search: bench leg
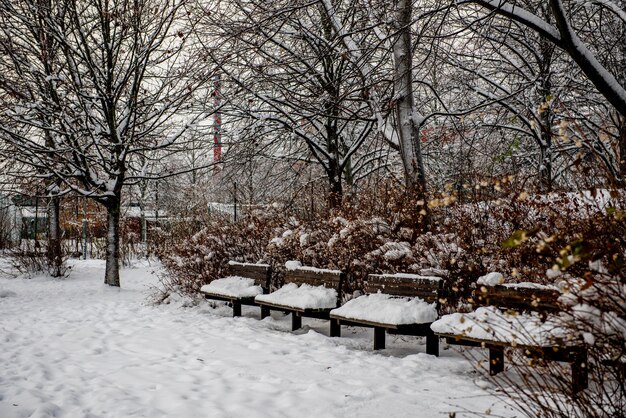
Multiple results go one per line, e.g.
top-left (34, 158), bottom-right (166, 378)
top-left (374, 327), bottom-right (385, 350)
top-left (572, 348), bottom-right (588, 394)
top-left (489, 346), bottom-right (504, 375)
top-left (426, 334), bottom-right (439, 357)
top-left (261, 306), bottom-right (270, 319)
top-left (291, 312), bottom-right (302, 331)
top-left (330, 319), bottom-right (340, 337)
top-left (232, 301), bottom-right (242, 317)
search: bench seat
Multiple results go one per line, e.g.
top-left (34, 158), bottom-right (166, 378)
top-left (330, 273), bottom-right (444, 353)
top-left (431, 306), bottom-right (574, 347)
top-left (330, 293), bottom-right (438, 327)
top-left (200, 262), bottom-right (271, 318)
top-left (431, 282), bottom-right (588, 393)
top-left (255, 283), bottom-right (338, 312)
top-left (254, 262), bottom-right (344, 335)
top-left (201, 276), bottom-right (264, 299)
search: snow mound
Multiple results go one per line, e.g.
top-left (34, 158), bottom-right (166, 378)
top-left (476, 272), bottom-right (504, 286)
top-left (331, 293), bottom-right (438, 325)
top-left (200, 276), bottom-right (263, 298)
top-left (255, 283), bottom-right (338, 309)
top-left (382, 242), bottom-right (412, 261)
top-left (371, 273), bottom-right (442, 282)
top-left (285, 260), bottom-right (302, 270)
top-left (228, 261), bottom-right (270, 268)
top-left (503, 282), bottom-right (557, 290)
top-left (0, 289), bottom-right (17, 298)
top-left (431, 306), bottom-right (573, 346)
top-left (285, 260), bottom-right (342, 275)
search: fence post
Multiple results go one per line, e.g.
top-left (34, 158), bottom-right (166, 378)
top-left (82, 199), bottom-right (87, 260)
top-left (233, 182), bottom-right (237, 223)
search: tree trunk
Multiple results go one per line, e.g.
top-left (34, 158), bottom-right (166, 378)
top-left (328, 170), bottom-right (343, 209)
top-left (47, 193), bottom-right (63, 277)
top-left (538, 32), bottom-right (554, 192)
top-left (618, 114), bottom-right (626, 187)
top-left (104, 198), bottom-right (121, 287)
top-left (393, 0), bottom-right (427, 201)
top-left (617, 20), bottom-right (625, 187)
top-left (327, 131), bottom-right (343, 209)
top-left (392, 0), bottom-right (429, 230)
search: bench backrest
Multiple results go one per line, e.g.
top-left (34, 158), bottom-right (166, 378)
top-left (472, 284), bottom-right (561, 313)
top-left (365, 273), bottom-right (444, 304)
top-left (285, 265), bottom-right (344, 305)
top-left (227, 261), bottom-right (272, 293)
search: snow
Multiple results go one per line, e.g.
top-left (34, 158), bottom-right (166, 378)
top-left (503, 282), bottom-right (557, 290)
top-left (431, 307), bottom-right (574, 346)
top-left (200, 276), bottom-right (263, 298)
top-left (381, 242), bottom-right (412, 261)
top-left (476, 272), bottom-right (504, 286)
top-left (0, 259), bottom-right (519, 417)
top-left (285, 260), bottom-right (302, 270)
top-left (284, 260), bottom-right (342, 275)
top-left (418, 268), bottom-right (449, 278)
top-left (370, 273), bottom-right (442, 282)
top-left (255, 283), bottom-right (338, 310)
top-left (475, 272), bottom-right (557, 289)
top-left (330, 293), bottom-right (438, 325)
top-left (0, 289), bottom-right (17, 298)
top-left (228, 261), bottom-right (271, 268)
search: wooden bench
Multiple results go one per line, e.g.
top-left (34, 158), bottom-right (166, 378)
top-left (255, 263), bottom-right (344, 336)
top-left (431, 283), bottom-right (588, 393)
top-left (330, 273), bottom-right (444, 354)
top-left (200, 261), bottom-right (272, 318)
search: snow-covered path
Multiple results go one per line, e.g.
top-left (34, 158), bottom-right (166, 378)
top-left (0, 260), bottom-right (518, 417)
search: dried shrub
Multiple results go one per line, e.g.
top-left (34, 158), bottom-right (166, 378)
top-left (437, 181), bottom-right (625, 418)
top-left (158, 209), bottom-right (287, 295)
top-left (3, 240), bottom-right (69, 278)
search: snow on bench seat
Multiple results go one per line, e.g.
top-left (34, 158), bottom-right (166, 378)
top-left (431, 306), bottom-right (572, 347)
top-left (200, 276), bottom-right (263, 299)
top-left (330, 272), bottom-right (444, 353)
top-left (330, 293), bottom-right (437, 326)
top-left (431, 281), bottom-right (588, 393)
top-left (370, 272), bottom-right (443, 281)
top-left (228, 261), bottom-right (271, 268)
top-left (254, 283), bottom-right (338, 311)
top-left (255, 262), bottom-right (344, 335)
top-left (200, 262), bottom-right (272, 318)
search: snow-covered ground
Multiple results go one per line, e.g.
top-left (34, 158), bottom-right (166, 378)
top-left (0, 260), bottom-right (519, 417)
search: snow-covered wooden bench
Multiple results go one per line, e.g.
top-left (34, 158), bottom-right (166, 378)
top-left (255, 261), bottom-right (344, 336)
top-left (329, 273), bottom-right (443, 353)
top-left (431, 281), bottom-right (588, 393)
top-left (200, 261), bottom-right (272, 318)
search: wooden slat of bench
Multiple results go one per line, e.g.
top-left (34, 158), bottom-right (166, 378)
top-left (201, 293), bottom-right (257, 305)
top-left (473, 285), bottom-right (561, 312)
top-left (440, 331), bottom-right (587, 387)
top-left (227, 262), bottom-right (272, 289)
top-left (285, 268), bottom-right (343, 288)
top-left (365, 275), bottom-right (442, 302)
top-left (329, 313), bottom-right (433, 330)
top-left (254, 299), bottom-right (334, 314)
top-left (435, 331), bottom-right (575, 353)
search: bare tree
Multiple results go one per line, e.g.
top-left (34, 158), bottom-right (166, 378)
top-left (0, 0), bottom-right (214, 286)
top-left (462, 0), bottom-right (626, 183)
top-left (192, 0), bottom-right (378, 208)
